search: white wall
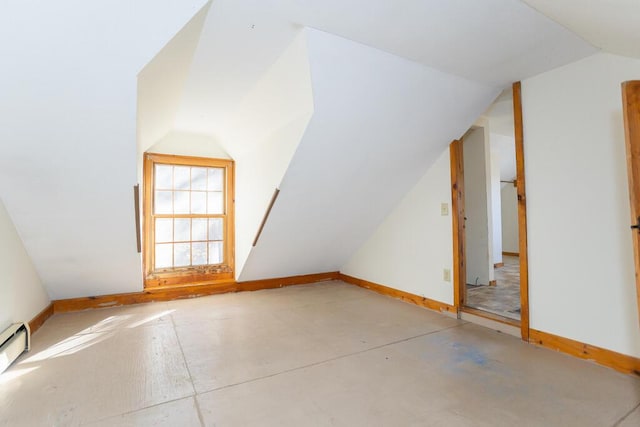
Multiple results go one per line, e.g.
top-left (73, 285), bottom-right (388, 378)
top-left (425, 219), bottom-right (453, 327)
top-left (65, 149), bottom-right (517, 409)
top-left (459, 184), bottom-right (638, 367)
top-left (232, 31), bottom-right (314, 277)
top-left (0, 199), bottom-right (50, 332)
top-left (137, 3), bottom-right (211, 163)
top-left (463, 127), bottom-right (494, 285)
top-left (240, 29), bottom-right (498, 280)
top-left (501, 184), bottom-right (519, 254)
top-left (523, 52), bottom-right (640, 357)
top-left (0, 0), bottom-right (208, 299)
top-left (490, 148), bottom-right (503, 264)
top-left (342, 149), bottom-right (454, 305)
top-left (146, 131), bottom-right (230, 160)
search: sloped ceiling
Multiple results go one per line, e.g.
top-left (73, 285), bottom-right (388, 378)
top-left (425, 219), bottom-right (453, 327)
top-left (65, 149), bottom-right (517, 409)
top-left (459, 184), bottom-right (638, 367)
top-left (239, 29), bottom-right (499, 280)
top-left (523, 0), bottom-right (640, 59)
top-left (168, 0), bottom-right (597, 143)
top-left (274, 0), bottom-right (596, 85)
top-left (0, 0), bottom-right (604, 297)
top-left (0, 0), bottom-right (209, 299)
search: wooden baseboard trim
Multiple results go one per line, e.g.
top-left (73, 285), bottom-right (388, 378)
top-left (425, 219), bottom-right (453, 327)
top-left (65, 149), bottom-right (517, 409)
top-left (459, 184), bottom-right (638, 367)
top-left (493, 262), bottom-right (504, 268)
top-left (502, 251), bottom-right (519, 257)
top-left (338, 273), bottom-right (456, 314)
top-left (489, 280), bottom-right (497, 286)
top-left (529, 329), bottom-right (640, 376)
top-left (28, 302), bottom-right (54, 334)
top-left (53, 271), bottom-right (340, 314)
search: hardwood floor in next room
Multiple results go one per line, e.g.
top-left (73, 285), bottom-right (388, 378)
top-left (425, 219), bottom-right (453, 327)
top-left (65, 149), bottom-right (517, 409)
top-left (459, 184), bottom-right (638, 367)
top-left (466, 255), bottom-right (521, 320)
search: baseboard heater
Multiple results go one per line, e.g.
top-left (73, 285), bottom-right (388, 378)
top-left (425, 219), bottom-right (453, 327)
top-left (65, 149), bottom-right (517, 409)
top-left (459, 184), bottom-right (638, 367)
top-left (0, 323), bottom-right (30, 374)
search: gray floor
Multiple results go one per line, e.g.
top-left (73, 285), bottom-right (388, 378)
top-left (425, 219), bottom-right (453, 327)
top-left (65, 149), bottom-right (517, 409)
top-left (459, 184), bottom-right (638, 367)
top-left (1, 281), bottom-right (639, 426)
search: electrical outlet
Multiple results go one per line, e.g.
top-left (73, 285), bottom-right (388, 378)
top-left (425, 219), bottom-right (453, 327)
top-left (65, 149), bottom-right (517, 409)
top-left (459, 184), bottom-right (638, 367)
top-left (443, 268), bottom-right (451, 282)
top-left (441, 203), bottom-right (449, 216)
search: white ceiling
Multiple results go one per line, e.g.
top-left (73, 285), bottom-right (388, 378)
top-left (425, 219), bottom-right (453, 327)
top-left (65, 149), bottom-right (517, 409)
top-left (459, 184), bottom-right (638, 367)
top-left (169, 0), bottom-right (598, 150)
top-left (273, 0), bottom-right (596, 85)
top-left (2, 0), bottom-right (634, 298)
top-left (523, 0), bottom-right (640, 59)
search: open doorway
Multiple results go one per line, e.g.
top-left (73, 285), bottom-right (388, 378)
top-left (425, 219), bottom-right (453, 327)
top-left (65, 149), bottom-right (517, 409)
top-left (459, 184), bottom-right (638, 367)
top-left (451, 82), bottom-right (529, 338)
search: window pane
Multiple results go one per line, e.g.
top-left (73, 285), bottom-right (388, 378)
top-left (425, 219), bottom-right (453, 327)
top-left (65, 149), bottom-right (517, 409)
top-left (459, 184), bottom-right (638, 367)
top-left (192, 242), bottom-right (207, 266)
top-left (191, 192), bottom-right (206, 214)
top-left (155, 165), bottom-right (173, 190)
top-left (208, 241), bottom-right (223, 264)
top-left (174, 191), bottom-right (190, 214)
top-left (174, 166), bottom-right (190, 190)
top-left (208, 168), bottom-right (223, 191)
top-left (155, 243), bottom-right (173, 269)
top-left (155, 218), bottom-right (173, 243)
top-left (208, 218), bottom-right (223, 241)
top-left (174, 243), bottom-right (190, 267)
top-left (192, 218), bottom-right (207, 241)
top-left (207, 192), bottom-right (223, 214)
top-left (155, 191), bottom-right (173, 214)
top-left (174, 218), bottom-right (190, 242)
top-left (191, 167), bottom-right (207, 191)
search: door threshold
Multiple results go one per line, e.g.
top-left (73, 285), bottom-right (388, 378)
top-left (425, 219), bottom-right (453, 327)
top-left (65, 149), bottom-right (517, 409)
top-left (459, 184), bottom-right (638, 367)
top-left (461, 307), bottom-right (520, 338)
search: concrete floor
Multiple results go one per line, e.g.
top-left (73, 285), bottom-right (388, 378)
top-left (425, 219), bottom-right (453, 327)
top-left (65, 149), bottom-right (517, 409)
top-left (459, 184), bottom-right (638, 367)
top-left (1, 281), bottom-right (639, 426)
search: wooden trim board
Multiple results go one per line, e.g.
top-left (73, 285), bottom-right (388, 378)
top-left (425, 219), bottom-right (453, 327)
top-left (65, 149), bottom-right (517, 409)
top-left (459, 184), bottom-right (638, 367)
top-left (622, 81), bottom-right (640, 327)
top-left (28, 303), bottom-right (54, 334)
top-left (502, 251), bottom-right (519, 257)
top-left (530, 329), bottom-right (640, 376)
top-left (493, 262), bottom-right (504, 268)
top-left (513, 81), bottom-right (530, 341)
top-left (338, 273), bottom-right (456, 315)
top-left (450, 139), bottom-right (466, 309)
top-left (53, 272), bottom-right (340, 313)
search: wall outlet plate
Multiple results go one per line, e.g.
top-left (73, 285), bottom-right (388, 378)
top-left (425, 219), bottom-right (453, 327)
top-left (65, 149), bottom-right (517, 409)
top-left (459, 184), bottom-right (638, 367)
top-left (441, 203), bottom-right (449, 216)
top-left (443, 268), bottom-right (451, 282)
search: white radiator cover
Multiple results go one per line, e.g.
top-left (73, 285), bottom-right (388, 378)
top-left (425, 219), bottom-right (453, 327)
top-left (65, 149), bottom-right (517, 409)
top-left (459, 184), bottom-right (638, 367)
top-left (0, 323), bottom-right (30, 374)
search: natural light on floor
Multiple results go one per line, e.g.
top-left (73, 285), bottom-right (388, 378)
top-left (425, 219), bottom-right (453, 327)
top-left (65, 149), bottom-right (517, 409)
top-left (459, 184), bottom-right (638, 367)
top-left (14, 310), bottom-right (176, 365)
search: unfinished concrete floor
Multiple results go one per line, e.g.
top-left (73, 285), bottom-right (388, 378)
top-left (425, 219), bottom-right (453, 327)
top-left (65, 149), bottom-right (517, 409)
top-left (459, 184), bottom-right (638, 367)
top-left (1, 281), bottom-right (639, 426)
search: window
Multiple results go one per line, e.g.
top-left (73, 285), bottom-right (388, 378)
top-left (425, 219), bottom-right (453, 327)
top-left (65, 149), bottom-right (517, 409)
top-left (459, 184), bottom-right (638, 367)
top-left (143, 153), bottom-right (234, 288)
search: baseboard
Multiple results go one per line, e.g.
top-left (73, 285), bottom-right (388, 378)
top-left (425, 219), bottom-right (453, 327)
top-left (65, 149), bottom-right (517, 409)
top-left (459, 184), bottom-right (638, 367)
top-left (53, 271), bottom-right (340, 313)
top-left (529, 329), bottom-right (640, 376)
top-left (338, 273), bottom-right (456, 314)
top-left (493, 262), bottom-right (504, 268)
top-left (502, 251), bottom-right (519, 257)
top-left (28, 302), bottom-right (54, 334)
top-left (489, 280), bottom-right (497, 286)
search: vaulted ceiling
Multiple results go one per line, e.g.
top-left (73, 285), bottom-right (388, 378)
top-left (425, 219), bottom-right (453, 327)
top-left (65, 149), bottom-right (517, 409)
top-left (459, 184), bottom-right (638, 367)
top-left (2, 0), bottom-right (630, 298)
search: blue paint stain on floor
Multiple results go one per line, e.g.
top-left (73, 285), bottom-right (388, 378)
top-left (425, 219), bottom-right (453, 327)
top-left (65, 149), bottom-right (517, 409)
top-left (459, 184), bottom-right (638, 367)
top-left (451, 342), bottom-right (488, 367)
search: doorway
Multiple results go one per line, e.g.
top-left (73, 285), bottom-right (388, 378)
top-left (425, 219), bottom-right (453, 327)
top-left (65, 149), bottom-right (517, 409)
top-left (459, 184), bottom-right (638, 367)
top-left (451, 82), bottom-right (530, 340)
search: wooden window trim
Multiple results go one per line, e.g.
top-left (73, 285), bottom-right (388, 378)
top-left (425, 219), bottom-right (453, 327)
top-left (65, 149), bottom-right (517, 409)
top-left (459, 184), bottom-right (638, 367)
top-left (143, 153), bottom-right (235, 288)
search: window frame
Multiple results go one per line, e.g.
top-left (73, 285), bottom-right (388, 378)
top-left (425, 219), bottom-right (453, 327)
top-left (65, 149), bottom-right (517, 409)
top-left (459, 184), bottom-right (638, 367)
top-left (142, 153), bottom-right (235, 288)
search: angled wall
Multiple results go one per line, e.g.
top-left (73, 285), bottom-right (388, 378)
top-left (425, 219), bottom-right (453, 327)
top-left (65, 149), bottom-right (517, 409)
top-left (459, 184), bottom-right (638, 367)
top-left (0, 0), bottom-right (209, 299)
top-left (137, 2), bottom-right (212, 160)
top-left (233, 31), bottom-right (314, 275)
top-left (239, 29), bottom-right (499, 280)
top-left (341, 149), bottom-right (454, 304)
